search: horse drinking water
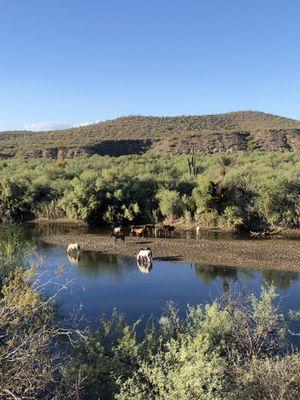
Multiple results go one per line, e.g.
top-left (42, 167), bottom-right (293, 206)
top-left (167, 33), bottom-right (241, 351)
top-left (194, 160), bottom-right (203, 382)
top-left (136, 247), bottom-right (153, 263)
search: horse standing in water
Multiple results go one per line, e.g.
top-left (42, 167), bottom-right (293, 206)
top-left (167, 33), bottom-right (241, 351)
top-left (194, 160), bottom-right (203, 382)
top-left (136, 247), bottom-right (153, 264)
top-left (67, 243), bottom-right (81, 255)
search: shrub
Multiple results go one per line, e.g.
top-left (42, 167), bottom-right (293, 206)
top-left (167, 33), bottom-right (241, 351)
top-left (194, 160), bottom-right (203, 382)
top-left (219, 205), bottom-right (244, 229)
top-left (156, 189), bottom-right (182, 219)
top-left (0, 263), bottom-right (62, 399)
top-left (0, 224), bottom-right (31, 285)
top-left (0, 152), bottom-right (299, 229)
top-left (229, 355), bottom-right (300, 400)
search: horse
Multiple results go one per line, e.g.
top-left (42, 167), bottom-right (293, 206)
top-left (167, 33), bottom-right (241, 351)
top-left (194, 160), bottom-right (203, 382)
top-left (154, 226), bottom-right (164, 237)
top-left (144, 224), bottom-right (155, 236)
top-left (250, 230), bottom-right (270, 238)
top-left (113, 226), bottom-right (125, 234)
top-left (130, 226), bottom-right (146, 237)
top-left (111, 232), bottom-right (125, 243)
top-left (196, 225), bottom-right (200, 238)
top-left (161, 225), bottom-right (175, 238)
top-left (67, 243), bottom-right (81, 255)
top-left (136, 247), bottom-right (153, 263)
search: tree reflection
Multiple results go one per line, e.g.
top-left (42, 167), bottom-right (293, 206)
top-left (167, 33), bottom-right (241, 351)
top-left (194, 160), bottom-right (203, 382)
top-left (193, 263), bottom-right (238, 293)
top-left (73, 252), bottom-right (135, 278)
top-left (262, 270), bottom-right (299, 291)
top-left (193, 263), bottom-right (299, 293)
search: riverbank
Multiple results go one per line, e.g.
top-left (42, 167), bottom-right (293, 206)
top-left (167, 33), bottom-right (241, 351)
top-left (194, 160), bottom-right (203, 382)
top-left (42, 232), bottom-right (300, 272)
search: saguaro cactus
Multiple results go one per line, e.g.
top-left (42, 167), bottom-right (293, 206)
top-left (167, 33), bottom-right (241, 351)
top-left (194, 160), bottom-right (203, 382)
top-left (187, 147), bottom-right (198, 177)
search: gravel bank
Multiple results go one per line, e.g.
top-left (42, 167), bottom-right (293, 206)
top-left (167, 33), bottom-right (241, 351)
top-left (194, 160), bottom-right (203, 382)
top-left (42, 233), bottom-right (300, 272)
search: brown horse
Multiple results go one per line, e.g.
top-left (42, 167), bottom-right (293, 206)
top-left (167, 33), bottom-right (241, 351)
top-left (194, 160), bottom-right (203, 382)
top-left (144, 224), bottom-right (155, 236)
top-left (156, 225), bottom-right (175, 238)
top-left (154, 226), bottom-right (164, 237)
top-left (130, 226), bottom-right (146, 237)
top-left (165, 225), bottom-right (175, 237)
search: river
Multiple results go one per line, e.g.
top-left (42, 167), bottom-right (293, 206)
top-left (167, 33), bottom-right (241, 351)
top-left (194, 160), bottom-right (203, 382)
top-left (31, 237), bottom-right (300, 331)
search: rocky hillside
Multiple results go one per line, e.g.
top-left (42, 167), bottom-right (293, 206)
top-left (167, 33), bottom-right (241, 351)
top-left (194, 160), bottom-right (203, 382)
top-left (1, 111), bottom-right (300, 158)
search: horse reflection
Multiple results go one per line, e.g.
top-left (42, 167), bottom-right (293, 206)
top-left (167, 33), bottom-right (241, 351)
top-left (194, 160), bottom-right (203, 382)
top-left (137, 258), bottom-right (153, 274)
top-left (67, 253), bottom-right (81, 265)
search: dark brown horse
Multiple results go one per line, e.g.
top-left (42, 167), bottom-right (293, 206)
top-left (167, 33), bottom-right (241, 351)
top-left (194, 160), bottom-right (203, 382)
top-left (111, 232), bottom-right (125, 242)
top-left (144, 224), bottom-right (155, 236)
top-left (163, 225), bottom-right (175, 237)
top-left (155, 225), bottom-right (175, 238)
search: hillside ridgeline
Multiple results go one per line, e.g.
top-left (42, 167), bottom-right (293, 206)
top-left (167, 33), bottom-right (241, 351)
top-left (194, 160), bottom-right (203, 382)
top-left (1, 111), bottom-right (300, 158)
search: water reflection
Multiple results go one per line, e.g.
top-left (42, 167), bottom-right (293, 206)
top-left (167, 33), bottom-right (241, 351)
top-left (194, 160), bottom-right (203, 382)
top-left (67, 253), bottom-right (80, 265)
top-left (193, 263), bottom-right (299, 292)
top-left (194, 263), bottom-right (238, 293)
top-left (67, 251), bottom-right (300, 290)
top-left (262, 270), bottom-right (299, 290)
top-left (137, 259), bottom-right (153, 274)
top-left (25, 222), bottom-right (90, 238)
top-left (74, 252), bottom-right (136, 278)
top-left (194, 263), bottom-right (238, 282)
top-left (34, 243), bottom-right (300, 328)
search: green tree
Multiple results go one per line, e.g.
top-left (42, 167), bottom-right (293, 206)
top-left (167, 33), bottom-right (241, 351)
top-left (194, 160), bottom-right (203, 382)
top-left (156, 189), bottom-right (182, 219)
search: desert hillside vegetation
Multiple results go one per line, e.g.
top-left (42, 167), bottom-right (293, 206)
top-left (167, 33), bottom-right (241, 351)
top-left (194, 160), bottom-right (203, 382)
top-left (1, 111), bottom-right (300, 158)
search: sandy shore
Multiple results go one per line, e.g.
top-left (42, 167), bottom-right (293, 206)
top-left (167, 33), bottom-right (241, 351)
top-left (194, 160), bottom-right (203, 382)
top-left (42, 233), bottom-right (300, 272)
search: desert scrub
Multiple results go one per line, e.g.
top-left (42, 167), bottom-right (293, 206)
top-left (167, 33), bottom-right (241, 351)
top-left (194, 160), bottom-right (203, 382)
top-left (64, 286), bottom-right (300, 400)
top-left (0, 224), bottom-right (75, 399)
top-left (0, 152), bottom-right (299, 229)
top-left (0, 223), bottom-right (31, 285)
top-left (0, 267), bottom-right (69, 399)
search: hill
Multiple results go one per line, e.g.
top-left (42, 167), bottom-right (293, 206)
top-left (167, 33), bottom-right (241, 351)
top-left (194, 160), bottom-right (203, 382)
top-left (1, 111), bottom-right (300, 158)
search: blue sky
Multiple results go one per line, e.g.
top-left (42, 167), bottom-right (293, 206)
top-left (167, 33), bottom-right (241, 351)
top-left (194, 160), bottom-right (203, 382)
top-left (1, 0), bottom-right (300, 130)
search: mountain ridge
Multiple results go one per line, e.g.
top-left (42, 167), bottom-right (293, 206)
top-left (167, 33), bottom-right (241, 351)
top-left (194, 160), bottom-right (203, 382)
top-left (1, 111), bottom-right (300, 158)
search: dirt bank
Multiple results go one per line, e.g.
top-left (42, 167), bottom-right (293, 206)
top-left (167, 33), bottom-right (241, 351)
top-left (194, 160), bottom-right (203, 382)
top-left (42, 233), bottom-right (300, 272)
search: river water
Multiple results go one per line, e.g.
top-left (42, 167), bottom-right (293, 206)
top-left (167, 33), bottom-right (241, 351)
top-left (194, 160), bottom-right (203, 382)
top-left (31, 240), bottom-right (300, 329)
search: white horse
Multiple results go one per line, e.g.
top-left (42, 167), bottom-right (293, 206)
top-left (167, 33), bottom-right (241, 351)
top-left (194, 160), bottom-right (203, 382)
top-left (136, 248), bottom-right (153, 264)
top-left (67, 243), bottom-right (81, 255)
top-left (196, 226), bottom-right (200, 238)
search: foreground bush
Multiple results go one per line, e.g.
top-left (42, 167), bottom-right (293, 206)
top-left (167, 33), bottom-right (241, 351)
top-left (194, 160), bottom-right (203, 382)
top-left (229, 354), bottom-right (300, 400)
top-left (65, 289), bottom-right (300, 400)
top-left (0, 268), bottom-right (62, 399)
top-left (0, 223), bottom-right (31, 285)
top-left (0, 225), bottom-right (66, 399)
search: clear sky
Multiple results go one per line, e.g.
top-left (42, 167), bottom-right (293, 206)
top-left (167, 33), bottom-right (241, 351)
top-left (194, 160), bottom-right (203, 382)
top-left (1, 0), bottom-right (300, 130)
